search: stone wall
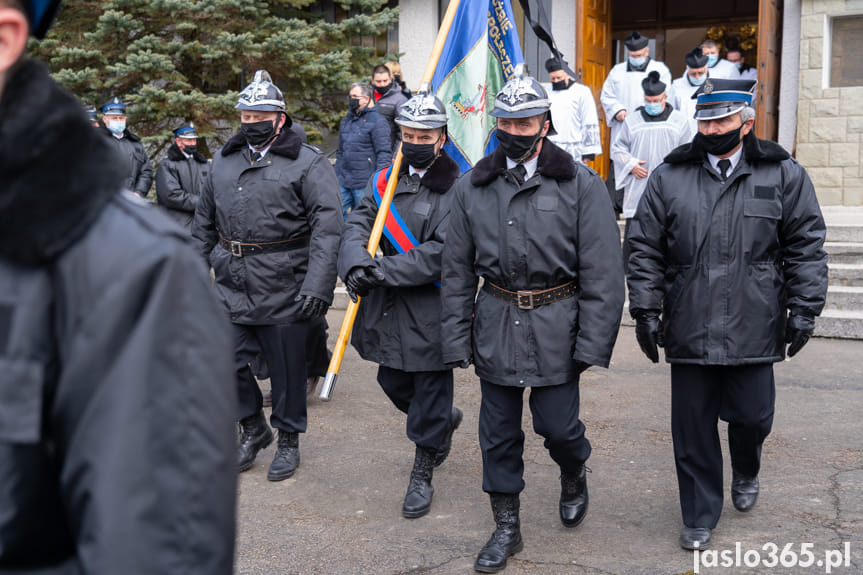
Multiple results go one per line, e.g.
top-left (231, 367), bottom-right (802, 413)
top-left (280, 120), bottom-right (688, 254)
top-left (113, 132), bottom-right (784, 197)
top-left (796, 0), bottom-right (863, 206)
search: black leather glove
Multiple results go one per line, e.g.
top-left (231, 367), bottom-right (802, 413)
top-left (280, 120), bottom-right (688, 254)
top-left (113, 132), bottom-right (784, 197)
top-left (446, 357), bottom-right (472, 370)
top-left (786, 312), bottom-right (815, 357)
top-left (295, 295), bottom-right (329, 319)
top-left (344, 264), bottom-right (386, 302)
top-left (634, 310), bottom-right (664, 363)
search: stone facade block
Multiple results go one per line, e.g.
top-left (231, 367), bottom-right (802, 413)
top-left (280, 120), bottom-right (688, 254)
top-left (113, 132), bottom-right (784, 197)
top-left (831, 143), bottom-right (860, 166)
top-left (797, 142), bottom-right (830, 166)
top-left (815, 187), bottom-right (844, 205)
top-left (800, 69), bottom-right (824, 99)
top-left (849, 116), bottom-right (863, 134)
top-left (839, 88), bottom-right (863, 116)
top-left (800, 40), bottom-right (811, 68)
top-left (811, 98), bottom-right (839, 116)
top-left (809, 167), bottom-right (844, 188)
top-left (801, 14), bottom-right (824, 38)
top-left (810, 117), bottom-right (847, 142)
top-left (798, 102), bottom-right (811, 142)
top-left (822, 88), bottom-right (839, 99)
top-left (809, 38), bottom-right (824, 69)
top-left (844, 185), bottom-right (863, 206)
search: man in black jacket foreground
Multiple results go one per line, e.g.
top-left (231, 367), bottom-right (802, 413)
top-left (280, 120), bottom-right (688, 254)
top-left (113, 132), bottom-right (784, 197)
top-left (194, 70), bottom-right (342, 482)
top-left (339, 93), bottom-right (462, 520)
top-left (0, 1), bottom-right (237, 572)
top-left (441, 75), bottom-right (625, 573)
top-left (627, 78), bottom-right (828, 551)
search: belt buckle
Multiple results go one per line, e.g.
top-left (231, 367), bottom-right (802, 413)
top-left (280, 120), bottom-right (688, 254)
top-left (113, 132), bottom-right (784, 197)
top-left (230, 241), bottom-right (243, 257)
top-left (517, 290), bottom-right (534, 310)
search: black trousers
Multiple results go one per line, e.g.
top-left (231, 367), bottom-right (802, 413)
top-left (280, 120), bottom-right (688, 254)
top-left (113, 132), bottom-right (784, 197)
top-left (377, 366), bottom-right (454, 452)
top-left (306, 316), bottom-right (331, 378)
top-left (671, 363), bottom-right (775, 528)
top-left (234, 322), bottom-right (309, 433)
top-left (479, 378), bottom-right (591, 494)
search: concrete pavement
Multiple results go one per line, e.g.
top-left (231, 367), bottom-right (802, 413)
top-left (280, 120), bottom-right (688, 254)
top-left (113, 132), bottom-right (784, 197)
top-left (235, 309), bottom-right (862, 575)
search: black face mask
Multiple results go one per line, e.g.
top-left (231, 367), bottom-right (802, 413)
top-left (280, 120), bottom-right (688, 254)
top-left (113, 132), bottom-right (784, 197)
top-left (496, 128), bottom-right (543, 162)
top-left (183, 144), bottom-right (198, 155)
top-left (551, 79), bottom-right (569, 91)
top-left (402, 137), bottom-right (441, 170)
top-left (696, 125), bottom-right (743, 156)
top-left (374, 83), bottom-right (391, 96)
top-left (241, 119), bottom-right (277, 149)
top-left (348, 97), bottom-right (362, 113)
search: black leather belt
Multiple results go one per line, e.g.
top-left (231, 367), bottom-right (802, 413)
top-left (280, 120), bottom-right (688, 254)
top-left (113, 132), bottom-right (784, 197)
top-left (483, 280), bottom-right (577, 310)
top-left (218, 232), bottom-right (310, 257)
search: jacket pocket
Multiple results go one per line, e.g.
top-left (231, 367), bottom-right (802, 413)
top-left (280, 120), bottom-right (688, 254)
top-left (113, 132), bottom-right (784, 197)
top-left (743, 197), bottom-right (781, 219)
top-left (0, 358), bottom-right (44, 444)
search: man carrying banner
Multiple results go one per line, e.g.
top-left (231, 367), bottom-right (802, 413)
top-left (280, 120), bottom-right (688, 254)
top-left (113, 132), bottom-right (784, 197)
top-left (338, 94), bottom-right (463, 519)
top-left (441, 75), bottom-right (625, 573)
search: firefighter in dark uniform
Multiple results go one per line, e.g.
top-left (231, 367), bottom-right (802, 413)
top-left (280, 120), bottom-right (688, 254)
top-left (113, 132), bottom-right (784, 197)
top-left (440, 75), bottom-right (625, 573)
top-left (99, 96), bottom-right (153, 198)
top-left (338, 93), bottom-right (462, 519)
top-left (627, 78), bottom-right (828, 550)
top-left (155, 122), bottom-right (210, 234)
top-left (193, 70), bottom-right (343, 482)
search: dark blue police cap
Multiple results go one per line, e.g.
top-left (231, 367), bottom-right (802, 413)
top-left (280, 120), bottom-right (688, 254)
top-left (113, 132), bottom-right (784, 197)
top-left (101, 97), bottom-right (126, 115)
top-left (692, 78), bottom-right (756, 120)
top-left (173, 122), bottom-right (198, 139)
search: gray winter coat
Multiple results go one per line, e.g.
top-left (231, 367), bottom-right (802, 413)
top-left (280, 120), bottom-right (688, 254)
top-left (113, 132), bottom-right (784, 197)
top-left (193, 127), bottom-right (343, 324)
top-left (1, 59), bottom-right (236, 574)
top-left (338, 152), bottom-right (460, 372)
top-left (335, 106), bottom-right (392, 189)
top-left (155, 143), bottom-right (210, 233)
top-left (374, 83), bottom-right (409, 150)
top-left (441, 141), bottom-right (625, 387)
top-left (627, 134), bottom-right (828, 364)
top-left (100, 125), bottom-right (153, 197)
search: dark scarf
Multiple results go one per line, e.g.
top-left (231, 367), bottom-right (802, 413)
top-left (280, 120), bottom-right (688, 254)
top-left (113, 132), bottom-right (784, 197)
top-left (664, 131), bottom-right (790, 165)
top-left (471, 138), bottom-right (576, 186)
top-left (0, 59), bottom-right (124, 265)
top-left (398, 149), bottom-right (460, 194)
top-left (221, 122), bottom-right (303, 160)
top-left (167, 142), bottom-right (208, 163)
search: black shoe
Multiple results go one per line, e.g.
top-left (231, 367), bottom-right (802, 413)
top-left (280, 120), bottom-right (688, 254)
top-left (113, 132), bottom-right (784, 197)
top-left (237, 411), bottom-right (273, 472)
top-left (475, 493), bottom-right (523, 573)
top-left (434, 407), bottom-right (463, 467)
top-left (403, 446), bottom-right (436, 518)
top-left (731, 471), bottom-right (759, 512)
top-left (559, 465), bottom-right (589, 528)
top-left (680, 526), bottom-right (711, 550)
top-left (267, 430), bottom-right (300, 481)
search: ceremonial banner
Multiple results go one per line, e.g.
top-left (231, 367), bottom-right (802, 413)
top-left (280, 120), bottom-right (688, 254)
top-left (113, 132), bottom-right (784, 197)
top-left (431, 0), bottom-right (525, 172)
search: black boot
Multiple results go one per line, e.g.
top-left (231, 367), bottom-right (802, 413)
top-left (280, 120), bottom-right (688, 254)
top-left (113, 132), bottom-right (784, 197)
top-left (267, 430), bottom-right (300, 481)
top-left (435, 406), bottom-right (463, 467)
top-left (237, 411), bottom-right (273, 472)
top-left (402, 446), bottom-right (436, 518)
top-left (474, 493), bottom-right (523, 573)
top-left (559, 465), bottom-right (589, 528)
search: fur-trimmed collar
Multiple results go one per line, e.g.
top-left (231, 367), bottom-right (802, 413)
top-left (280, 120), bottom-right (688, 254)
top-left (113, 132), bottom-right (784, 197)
top-left (399, 150), bottom-right (460, 194)
top-left (665, 132), bottom-right (790, 165)
top-left (167, 143), bottom-right (208, 163)
top-left (98, 124), bottom-right (142, 142)
top-left (470, 138), bottom-right (576, 186)
top-left (0, 59), bottom-right (123, 265)
top-left (221, 122), bottom-right (302, 160)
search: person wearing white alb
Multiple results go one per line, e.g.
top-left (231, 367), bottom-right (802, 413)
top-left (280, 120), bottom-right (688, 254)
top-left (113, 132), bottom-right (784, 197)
top-left (700, 39), bottom-right (739, 79)
top-left (544, 57), bottom-right (602, 164)
top-left (670, 46), bottom-right (710, 137)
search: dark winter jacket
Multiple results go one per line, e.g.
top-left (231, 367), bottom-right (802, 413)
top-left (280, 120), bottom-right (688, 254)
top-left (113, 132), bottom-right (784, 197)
top-left (627, 133), bottom-right (828, 364)
top-left (193, 126), bottom-right (343, 324)
top-left (155, 143), bottom-right (210, 233)
top-left (441, 140), bottom-right (625, 387)
top-left (0, 58), bottom-right (236, 574)
top-left (374, 83), bottom-right (409, 151)
top-left (338, 151), bottom-right (460, 372)
top-left (99, 124), bottom-right (153, 197)
top-left (335, 106), bottom-right (392, 189)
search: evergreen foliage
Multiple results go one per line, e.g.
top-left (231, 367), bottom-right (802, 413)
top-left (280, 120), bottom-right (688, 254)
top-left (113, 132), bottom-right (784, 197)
top-left (30, 0), bottom-right (399, 154)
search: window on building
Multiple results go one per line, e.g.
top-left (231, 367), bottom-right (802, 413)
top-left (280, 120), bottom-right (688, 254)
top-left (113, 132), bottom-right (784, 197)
top-left (831, 16), bottom-right (863, 87)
